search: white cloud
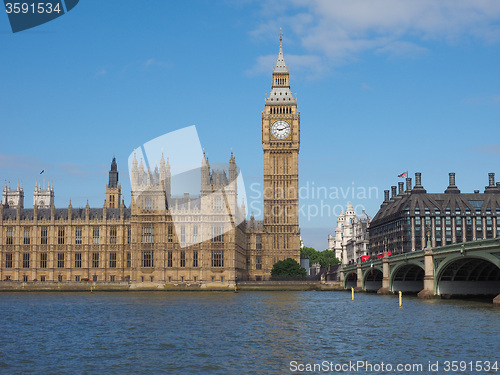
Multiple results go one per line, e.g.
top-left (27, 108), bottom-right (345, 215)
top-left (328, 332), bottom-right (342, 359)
top-left (144, 58), bottom-right (170, 68)
top-left (248, 0), bottom-right (500, 75)
top-left (361, 83), bottom-right (373, 91)
top-left (375, 41), bottom-right (428, 57)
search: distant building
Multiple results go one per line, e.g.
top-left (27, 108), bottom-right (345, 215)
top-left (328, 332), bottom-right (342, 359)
top-left (328, 202), bottom-right (371, 265)
top-left (369, 172), bottom-right (500, 255)
top-left (300, 257), bottom-right (310, 275)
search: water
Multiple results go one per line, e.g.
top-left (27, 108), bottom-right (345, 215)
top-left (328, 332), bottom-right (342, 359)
top-left (0, 291), bottom-right (498, 374)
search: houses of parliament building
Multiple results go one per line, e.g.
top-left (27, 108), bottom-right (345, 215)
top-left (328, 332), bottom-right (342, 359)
top-left (0, 35), bottom-right (301, 287)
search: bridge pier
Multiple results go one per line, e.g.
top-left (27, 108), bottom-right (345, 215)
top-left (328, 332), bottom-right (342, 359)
top-left (417, 249), bottom-right (437, 299)
top-left (355, 263), bottom-right (363, 292)
top-left (377, 255), bottom-right (391, 295)
top-left (494, 294), bottom-right (500, 307)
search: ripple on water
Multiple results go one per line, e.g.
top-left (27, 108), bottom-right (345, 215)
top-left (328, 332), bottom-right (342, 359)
top-left (0, 291), bottom-right (498, 374)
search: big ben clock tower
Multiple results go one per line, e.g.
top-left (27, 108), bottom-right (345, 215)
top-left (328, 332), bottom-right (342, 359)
top-left (262, 30), bottom-right (301, 271)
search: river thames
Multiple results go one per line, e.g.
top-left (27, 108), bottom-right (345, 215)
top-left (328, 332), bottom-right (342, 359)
top-left (1, 291), bottom-right (498, 374)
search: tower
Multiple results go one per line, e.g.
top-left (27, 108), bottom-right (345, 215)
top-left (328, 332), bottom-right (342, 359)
top-left (262, 30), bottom-right (300, 268)
top-left (2, 180), bottom-right (24, 208)
top-left (33, 181), bottom-right (54, 208)
top-left (106, 156), bottom-right (122, 208)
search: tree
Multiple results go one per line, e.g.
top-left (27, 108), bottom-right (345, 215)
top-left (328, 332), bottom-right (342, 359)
top-left (271, 258), bottom-right (307, 278)
top-left (300, 247), bottom-right (340, 269)
top-left (318, 250), bottom-right (339, 268)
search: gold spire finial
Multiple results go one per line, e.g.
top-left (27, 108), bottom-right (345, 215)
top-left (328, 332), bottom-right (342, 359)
top-left (279, 28), bottom-right (283, 43)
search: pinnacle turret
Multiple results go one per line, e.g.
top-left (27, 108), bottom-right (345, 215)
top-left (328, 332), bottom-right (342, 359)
top-left (273, 28), bottom-right (288, 73)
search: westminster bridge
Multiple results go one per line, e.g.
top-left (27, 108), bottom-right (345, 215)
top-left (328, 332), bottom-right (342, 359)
top-left (340, 238), bottom-right (500, 302)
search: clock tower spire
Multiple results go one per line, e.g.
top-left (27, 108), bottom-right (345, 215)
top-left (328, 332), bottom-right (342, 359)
top-left (261, 30), bottom-right (301, 275)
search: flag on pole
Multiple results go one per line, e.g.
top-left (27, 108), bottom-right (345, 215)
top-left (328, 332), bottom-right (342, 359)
top-left (398, 171), bottom-right (407, 178)
top-left (40, 169), bottom-right (45, 175)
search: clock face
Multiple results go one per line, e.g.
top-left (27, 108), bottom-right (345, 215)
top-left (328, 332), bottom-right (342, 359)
top-left (271, 120), bottom-right (291, 139)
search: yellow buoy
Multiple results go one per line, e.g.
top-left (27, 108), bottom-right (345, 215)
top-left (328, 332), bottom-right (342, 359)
top-left (399, 290), bottom-right (402, 307)
top-left (351, 287), bottom-right (354, 300)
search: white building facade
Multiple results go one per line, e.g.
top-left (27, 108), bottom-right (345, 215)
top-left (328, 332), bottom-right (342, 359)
top-left (328, 202), bottom-right (371, 265)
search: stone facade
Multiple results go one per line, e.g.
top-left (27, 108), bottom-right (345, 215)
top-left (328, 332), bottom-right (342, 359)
top-left (369, 172), bottom-right (500, 255)
top-left (328, 202), bottom-right (370, 265)
top-left (0, 36), bottom-right (301, 285)
top-left (245, 31), bottom-right (301, 280)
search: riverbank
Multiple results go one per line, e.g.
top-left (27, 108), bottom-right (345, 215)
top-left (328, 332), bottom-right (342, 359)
top-left (0, 280), bottom-right (344, 292)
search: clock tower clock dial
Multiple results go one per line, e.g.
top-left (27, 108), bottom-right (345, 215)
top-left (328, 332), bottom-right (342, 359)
top-left (271, 120), bottom-right (291, 139)
top-left (260, 30), bottom-right (301, 274)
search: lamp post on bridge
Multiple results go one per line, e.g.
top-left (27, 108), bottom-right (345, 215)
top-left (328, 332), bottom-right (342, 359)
top-left (418, 223), bottom-right (436, 299)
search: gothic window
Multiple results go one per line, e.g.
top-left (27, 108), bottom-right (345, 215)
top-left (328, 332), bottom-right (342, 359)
top-left (40, 252), bottom-right (47, 268)
top-left (22, 253), bottom-right (29, 268)
top-left (58, 228), bottom-right (65, 245)
top-left (93, 228), bottom-right (100, 244)
top-left (168, 225), bottom-right (173, 243)
top-left (6, 227), bottom-right (13, 245)
top-left (142, 251), bottom-right (153, 268)
top-left (193, 251), bottom-right (198, 267)
top-left (142, 225), bottom-right (154, 243)
top-left (23, 228), bottom-right (30, 245)
top-left (41, 227), bottom-right (48, 245)
top-left (193, 225), bottom-right (198, 243)
top-left (256, 235), bottom-right (262, 250)
top-left (167, 251), bottom-right (173, 267)
top-left (145, 198), bottom-right (152, 210)
top-left (75, 227), bottom-right (82, 245)
top-left (5, 253), bottom-right (13, 268)
top-left (180, 225), bottom-right (185, 243)
top-left (57, 253), bottom-right (65, 268)
top-left (180, 251), bottom-right (186, 267)
top-left (126, 252), bottom-right (131, 268)
top-left (109, 252), bottom-right (117, 268)
top-left (92, 252), bottom-right (99, 268)
top-left (211, 225), bottom-right (224, 243)
top-left (213, 197), bottom-right (222, 211)
top-left (75, 253), bottom-right (82, 268)
top-left (127, 228), bottom-right (131, 244)
top-left (110, 227), bottom-right (117, 244)
top-left (256, 256), bottom-right (262, 270)
top-left (211, 250), bottom-right (224, 267)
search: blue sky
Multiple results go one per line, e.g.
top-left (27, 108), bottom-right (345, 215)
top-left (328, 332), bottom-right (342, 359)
top-left (1, 0), bottom-right (500, 250)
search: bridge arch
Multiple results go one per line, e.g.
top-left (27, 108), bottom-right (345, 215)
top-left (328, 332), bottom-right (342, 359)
top-left (435, 254), bottom-right (500, 297)
top-left (362, 266), bottom-right (383, 292)
top-left (344, 271), bottom-right (357, 289)
top-left (390, 261), bottom-right (425, 293)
